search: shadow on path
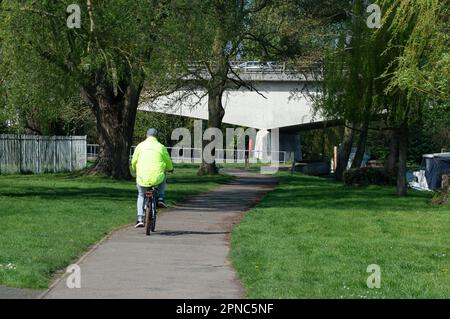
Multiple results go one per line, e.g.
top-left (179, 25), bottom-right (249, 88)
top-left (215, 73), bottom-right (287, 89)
top-left (41, 169), bottom-right (278, 299)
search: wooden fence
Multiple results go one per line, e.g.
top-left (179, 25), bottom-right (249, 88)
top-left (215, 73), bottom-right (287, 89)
top-left (0, 135), bottom-right (87, 174)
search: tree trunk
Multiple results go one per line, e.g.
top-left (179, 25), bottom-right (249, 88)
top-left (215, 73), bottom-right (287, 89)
top-left (335, 122), bottom-right (355, 181)
top-left (397, 123), bottom-right (408, 196)
top-left (198, 86), bottom-right (225, 176)
top-left (351, 121), bottom-right (369, 168)
top-left (352, 81), bottom-right (372, 169)
top-left (385, 129), bottom-right (399, 177)
top-left (198, 18), bottom-right (228, 176)
top-left (82, 81), bottom-right (142, 180)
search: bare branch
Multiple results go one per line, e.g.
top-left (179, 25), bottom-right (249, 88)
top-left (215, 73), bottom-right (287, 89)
top-left (86, 0), bottom-right (93, 51)
top-left (226, 63), bottom-right (267, 99)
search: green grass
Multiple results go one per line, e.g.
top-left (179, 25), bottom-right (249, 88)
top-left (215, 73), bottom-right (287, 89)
top-left (0, 164), bottom-right (232, 289)
top-left (230, 173), bottom-right (450, 298)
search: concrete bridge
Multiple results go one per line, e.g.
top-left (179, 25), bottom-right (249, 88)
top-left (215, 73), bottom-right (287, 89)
top-left (139, 65), bottom-right (326, 162)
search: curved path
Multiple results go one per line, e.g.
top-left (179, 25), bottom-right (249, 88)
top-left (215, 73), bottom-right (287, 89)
top-left (41, 170), bottom-right (277, 299)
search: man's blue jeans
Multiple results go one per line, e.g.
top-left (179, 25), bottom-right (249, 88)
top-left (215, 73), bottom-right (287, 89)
top-left (136, 175), bottom-right (166, 221)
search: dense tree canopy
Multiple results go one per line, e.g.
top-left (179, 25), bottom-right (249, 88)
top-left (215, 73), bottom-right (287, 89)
top-left (378, 0), bottom-right (449, 102)
top-left (0, 0), bottom-right (170, 178)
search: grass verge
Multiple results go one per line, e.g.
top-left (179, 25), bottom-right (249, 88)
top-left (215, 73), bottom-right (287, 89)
top-left (0, 164), bottom-right (232, 289)
top-left (230, 172), bottom-right (450, 298)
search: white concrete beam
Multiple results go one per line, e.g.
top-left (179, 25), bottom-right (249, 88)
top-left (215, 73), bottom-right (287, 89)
top-left (139, 80), bottom-right (322, 130)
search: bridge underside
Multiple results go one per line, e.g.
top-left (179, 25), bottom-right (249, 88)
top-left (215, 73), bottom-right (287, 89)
top-left (139, 79), bottom-right (322, 130)
top-left (139, 77), bottom-right (327, 162)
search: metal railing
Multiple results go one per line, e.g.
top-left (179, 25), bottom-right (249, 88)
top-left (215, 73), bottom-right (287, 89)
top-left (87, 144), bottom-right (99, 161)
top-left (229, 61), bottom-right (287, 74)
top-left (86, 144), bottom-right (288, 164)
top-left (164, 147), bottom-right (288, 164)
top-left (185, 61), bottom-right (321, 75)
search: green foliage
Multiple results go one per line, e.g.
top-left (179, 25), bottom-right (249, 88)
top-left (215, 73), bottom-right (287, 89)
top-left (133, 111), bottom-right (193, 146)
top-left (405, 102), bottom-right (450, 163)
top-left (423, 102), bottom-right (450, 151)
top-left (365, 130), bottom-right (389, 162)
top-left (366, 114), bottom-right (449, 165)
top-left (1, 2), bottom-right (79, 133)
top-left (407, 125), bottom-right (439, 163)
top-left (157, 0), bottom-right (285, 83)
top-left (319, 0), bottom-right (449, 129)
top-left (0, 0), bottom-right (169, 134)
top-left (372, 0), bottom-right (449, 128)
top-left (266, 0), bottom-right (350, 65)
top-left (378, 0), bottom-right (449, 102)
top-left (318, 0), bottom-right (378, 124)
top-left (300, 126), bottom-right (342, 161)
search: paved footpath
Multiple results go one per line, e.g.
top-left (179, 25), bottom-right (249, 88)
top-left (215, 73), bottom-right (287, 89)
top-left (0, 286), bottom-right (42, 299)
top-left (41, 170), bottom-right (277, 299)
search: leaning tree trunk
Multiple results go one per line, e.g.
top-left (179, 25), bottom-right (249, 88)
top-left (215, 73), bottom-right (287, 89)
top-left (352, 84), bottom-right (372, 169)
top-left (351, 121), bottom-right (369, 169)
top-left (82, 81), bottom-right (142, 180)
top-left (198, 86), bottom-right (225, 176)
top-left (335, 122), bottom-right (355, 181)
top-left (397, 123), bottom-right (408, 196)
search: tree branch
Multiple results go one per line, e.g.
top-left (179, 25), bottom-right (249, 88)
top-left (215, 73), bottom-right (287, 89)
top-left (226, 63), bottom-right (267, 99)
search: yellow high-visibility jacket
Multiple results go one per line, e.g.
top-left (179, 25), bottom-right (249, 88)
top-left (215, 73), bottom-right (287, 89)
top-left (131, 137), bottom-right (173, 187)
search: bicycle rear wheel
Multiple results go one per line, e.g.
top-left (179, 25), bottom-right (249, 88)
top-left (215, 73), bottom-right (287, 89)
top-left (145, 203), bottom-right (151, 236)
top-left (151, 198), bottom-right (157, 232)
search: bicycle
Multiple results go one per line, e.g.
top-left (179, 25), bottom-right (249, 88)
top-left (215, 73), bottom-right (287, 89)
top-left (141, 169), bottom-right (173, 236)
top-left (143, 187), bottom-right (158, 236)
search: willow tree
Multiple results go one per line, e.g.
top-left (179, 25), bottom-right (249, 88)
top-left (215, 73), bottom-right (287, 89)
top-left (0, 32), bottom-right (12, 131)
top-left (0, 31), bottom-right (92, 136)
top-left (0, 43), bottom-right (7, 129)
top-left (0, 0), bottom-right (169, 179)
top-left (378, 0), bottom-right (449, 102)
top-left (375, 0), bottom-right (449, 195)
top-left (318, 0), bottom-right (448, 194)
top-left (317, 0), bottom-right (379, 180)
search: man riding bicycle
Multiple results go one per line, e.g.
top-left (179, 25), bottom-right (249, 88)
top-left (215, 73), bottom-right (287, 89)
top-left (131, 128), bottom-right (173, 228)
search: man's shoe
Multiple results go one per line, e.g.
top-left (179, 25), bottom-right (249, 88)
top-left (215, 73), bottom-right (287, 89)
top-left (135, 221), bottom-right (144, 228)
top-left (158, 199), bottom-right (167, 208)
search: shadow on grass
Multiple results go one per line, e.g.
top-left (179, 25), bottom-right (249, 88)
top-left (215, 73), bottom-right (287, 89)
top-left (1, 186), bottom-right (136, 200)
top-left (156, 230), bottom-right (230, 236)
top-left (0, 174), bottom-right (234, 219)
top-left (254, 174), bottom-right (437, 213)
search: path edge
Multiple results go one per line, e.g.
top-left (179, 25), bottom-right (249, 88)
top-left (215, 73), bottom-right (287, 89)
top-left (37, 223), bottom-right (132, 299)
top-left (37, 173), bottom-right (237, 299)
top-left (224, 175), bottom-right (279, 299)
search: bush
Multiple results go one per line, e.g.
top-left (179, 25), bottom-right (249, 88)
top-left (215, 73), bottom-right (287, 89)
top-left (343, 167), bottom-right (391, 186)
